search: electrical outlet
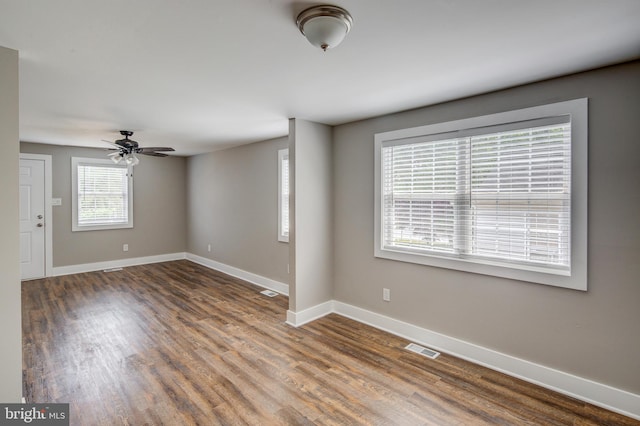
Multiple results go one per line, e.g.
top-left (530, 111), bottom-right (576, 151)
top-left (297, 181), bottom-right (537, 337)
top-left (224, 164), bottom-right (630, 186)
top-left (123, 244), bottom-right (129, 252)
top-left (383, 288), bottom-right (390, 302)
top-left (207, 244), bottom-right (212, 252)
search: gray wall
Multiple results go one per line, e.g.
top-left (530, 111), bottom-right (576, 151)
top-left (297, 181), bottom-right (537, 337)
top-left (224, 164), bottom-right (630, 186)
top-left (332, 61), bottom-right (640, 394)
top-left (288, 119), bottom-right (333, 312)
top-left (0, 46), bottom-right (21, 402)
top-left (187, 137), bottom-right (289, 284)
top-left (20, 143), bottom-right (187, 267)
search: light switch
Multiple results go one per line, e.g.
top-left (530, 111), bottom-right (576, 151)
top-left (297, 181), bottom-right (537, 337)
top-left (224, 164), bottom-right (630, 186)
top-left (383, 288), bottom-right (391, 302)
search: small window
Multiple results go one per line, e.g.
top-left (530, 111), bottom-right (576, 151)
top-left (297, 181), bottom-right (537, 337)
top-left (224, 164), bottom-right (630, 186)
top-left (374, 99), bottom-right (587, 290)
top-left (278, 149), bottom-right (289, 242)
top-left (72, 157), bottom-right (133, 231)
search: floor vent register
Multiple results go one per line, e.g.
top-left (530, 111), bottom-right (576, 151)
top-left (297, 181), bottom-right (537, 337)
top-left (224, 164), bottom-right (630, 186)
top-left (405, 343), bottom-right (440, 359)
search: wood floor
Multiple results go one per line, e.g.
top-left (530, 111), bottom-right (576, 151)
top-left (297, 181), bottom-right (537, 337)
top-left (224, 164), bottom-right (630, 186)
top-left (22, 260), bottom-right (637, 425)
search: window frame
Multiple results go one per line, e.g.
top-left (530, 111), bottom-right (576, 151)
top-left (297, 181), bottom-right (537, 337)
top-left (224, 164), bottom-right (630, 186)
top-left (71, 157), bottom-right (133, 232)
top-left (374, 99), bottom-right (588, 291)
top-left (278, 148), bottom-right (289, 242)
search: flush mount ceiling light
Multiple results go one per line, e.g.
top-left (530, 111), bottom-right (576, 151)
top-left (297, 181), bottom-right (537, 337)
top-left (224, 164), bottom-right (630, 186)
top-left (296, 5), bottom-right (353, 51)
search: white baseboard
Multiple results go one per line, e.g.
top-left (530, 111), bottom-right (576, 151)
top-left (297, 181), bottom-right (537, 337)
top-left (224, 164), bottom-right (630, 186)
top-left (186, 253), bottom-right (289, 296)
top-left (286, 301), bottom-right (334, 327)
top-left (315, 300), bottom-right (638, 421)
top-left (51, 252), bottom-right (187, 276)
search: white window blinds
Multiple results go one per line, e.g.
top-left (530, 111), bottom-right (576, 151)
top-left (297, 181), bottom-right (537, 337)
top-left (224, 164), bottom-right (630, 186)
top-left (382, 137), bottom-right (464, 255)
top-left (72, 158), bottom-right (132, 231)
top-left (381, 118), bottom-right (571, 274)
top-left (278, 149), bottom-right (290, 242)
top-left (470, 123), bottom-right (571, 268)
top-left (77, 164), bottom-right (129, 225)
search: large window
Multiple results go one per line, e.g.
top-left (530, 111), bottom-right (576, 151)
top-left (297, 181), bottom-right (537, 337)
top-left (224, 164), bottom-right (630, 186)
top-left (374, 99), bottom-right (587, 290)
top-left (72, 157), bottom-right (133, 231)
top-left (278, 149), bottom-right (289, 242)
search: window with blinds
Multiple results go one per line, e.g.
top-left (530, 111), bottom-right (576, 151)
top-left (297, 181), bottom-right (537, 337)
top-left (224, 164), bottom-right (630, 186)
top-left (278, 149), bottom-right (289, 242)
top-left (72, 158), bottom-right (133, 231)
top-left (374, 99), bottom-right (588, 290)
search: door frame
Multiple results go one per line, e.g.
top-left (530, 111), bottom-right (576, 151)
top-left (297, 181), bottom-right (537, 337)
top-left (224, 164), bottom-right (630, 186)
top-left (19, 153), bottom-right (53, 278)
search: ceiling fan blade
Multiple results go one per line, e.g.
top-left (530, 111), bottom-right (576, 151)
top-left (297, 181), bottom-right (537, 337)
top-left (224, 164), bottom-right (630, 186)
top-left (102, 140), bottom-right (123, 149)
top-left (138, 151), bottom-right (169, 157)
top-left (137, 147), bottom-right (175, 152)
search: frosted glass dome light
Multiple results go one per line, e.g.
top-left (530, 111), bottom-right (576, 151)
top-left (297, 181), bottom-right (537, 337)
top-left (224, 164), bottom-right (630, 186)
top-left (297, 5), bottom-right (353, 51)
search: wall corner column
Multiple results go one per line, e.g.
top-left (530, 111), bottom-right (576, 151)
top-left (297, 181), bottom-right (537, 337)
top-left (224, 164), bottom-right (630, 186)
top-left (287, 118), bottom-right (334, 325)
top-left (0, 45), bottom-right (23, 402)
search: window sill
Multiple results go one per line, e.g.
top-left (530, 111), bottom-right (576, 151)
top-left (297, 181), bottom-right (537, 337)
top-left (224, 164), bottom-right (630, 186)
top-left (374, 246), bottom-right (586, 291)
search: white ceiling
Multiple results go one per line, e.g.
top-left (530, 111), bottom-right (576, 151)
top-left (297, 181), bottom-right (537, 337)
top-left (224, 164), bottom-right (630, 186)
top-left (1, 1), bottom-right (639, 156)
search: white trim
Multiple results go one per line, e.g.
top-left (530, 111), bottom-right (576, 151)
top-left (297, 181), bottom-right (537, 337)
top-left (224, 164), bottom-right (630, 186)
top-left (286, 301), bottom-right (334, 327)
top-left (289, 300), bottom-right (639, 420)
top-left (19, 153), bottom-right (53, 278)
top-left (52, 252), bottom-right (186, 276)
top-left (186, 253), bottom-right (289, 296)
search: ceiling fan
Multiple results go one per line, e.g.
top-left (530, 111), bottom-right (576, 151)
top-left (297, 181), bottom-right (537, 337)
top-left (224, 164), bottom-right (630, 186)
top-left (103, 130), bottom-right (175, 166)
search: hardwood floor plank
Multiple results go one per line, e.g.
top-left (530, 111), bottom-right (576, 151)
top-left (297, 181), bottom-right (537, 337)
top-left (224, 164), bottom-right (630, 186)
top-left (274, 406), bottom-right (315, 426)
top-left (22, 260), bottom-right (639, 425)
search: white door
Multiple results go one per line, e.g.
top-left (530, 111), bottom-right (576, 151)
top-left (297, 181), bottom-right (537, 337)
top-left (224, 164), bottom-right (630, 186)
top-left (20, 158), bottom-right (46, 280)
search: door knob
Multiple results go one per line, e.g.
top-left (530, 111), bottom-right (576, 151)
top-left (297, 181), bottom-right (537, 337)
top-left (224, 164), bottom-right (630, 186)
top-left (37, 214), bottom-right (43, 219)
top-left (37, 223), bottom-right (43, 228)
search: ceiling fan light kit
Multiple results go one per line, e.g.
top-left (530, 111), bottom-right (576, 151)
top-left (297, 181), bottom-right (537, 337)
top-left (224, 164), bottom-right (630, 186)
top-left (110, 152), bottom-right (139, 166)
top-left (296, 5), bottom-right (353, 51)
